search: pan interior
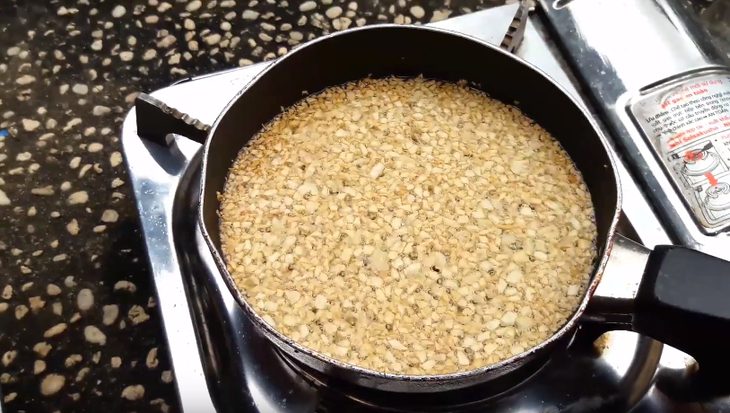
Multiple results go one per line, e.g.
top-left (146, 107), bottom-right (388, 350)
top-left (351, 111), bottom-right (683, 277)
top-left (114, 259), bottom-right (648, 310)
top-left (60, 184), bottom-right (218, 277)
top-left (200, 25), bottom-right (618, 373)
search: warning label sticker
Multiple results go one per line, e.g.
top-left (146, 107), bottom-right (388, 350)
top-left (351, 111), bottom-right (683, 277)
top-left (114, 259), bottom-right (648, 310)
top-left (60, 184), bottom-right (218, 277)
top-left (631, 72), bottom-right (730, 232)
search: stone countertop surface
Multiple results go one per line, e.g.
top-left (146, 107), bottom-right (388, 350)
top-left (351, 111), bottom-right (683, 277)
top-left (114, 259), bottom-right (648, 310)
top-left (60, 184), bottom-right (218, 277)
top-left (0, 0), bottom-right (507, 412)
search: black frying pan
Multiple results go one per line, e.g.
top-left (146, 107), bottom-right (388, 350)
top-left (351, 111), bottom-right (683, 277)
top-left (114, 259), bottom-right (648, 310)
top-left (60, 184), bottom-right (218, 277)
top-left (135, 25), bottom-right (730, 393)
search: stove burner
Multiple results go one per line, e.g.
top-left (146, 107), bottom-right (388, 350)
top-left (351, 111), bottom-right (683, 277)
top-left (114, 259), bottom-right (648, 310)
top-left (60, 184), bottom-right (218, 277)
top-left (276, 347), bottom-right (550, 412)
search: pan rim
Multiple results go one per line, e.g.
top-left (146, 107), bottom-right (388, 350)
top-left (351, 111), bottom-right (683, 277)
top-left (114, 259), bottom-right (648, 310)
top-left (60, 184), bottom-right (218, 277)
top-left (198, 23), bottom-right (623, 385)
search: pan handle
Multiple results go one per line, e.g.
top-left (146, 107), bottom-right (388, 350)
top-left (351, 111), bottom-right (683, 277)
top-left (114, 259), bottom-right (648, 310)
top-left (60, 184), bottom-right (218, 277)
top-left (135, 93), bottom-right (211, 146)
top-left (590, 235), bottom-right (730, 373)
top-left (634, 244), bottom-right (730, 371)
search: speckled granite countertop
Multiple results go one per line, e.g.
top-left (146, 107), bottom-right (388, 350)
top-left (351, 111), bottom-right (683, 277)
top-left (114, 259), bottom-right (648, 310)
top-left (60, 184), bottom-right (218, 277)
top-left (0, 1), bottom-right (511, 411)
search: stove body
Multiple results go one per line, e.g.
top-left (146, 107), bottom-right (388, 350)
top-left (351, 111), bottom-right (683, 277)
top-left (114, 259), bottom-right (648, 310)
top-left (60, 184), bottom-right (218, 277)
top-left (122, 2), bottom-right (730, 412)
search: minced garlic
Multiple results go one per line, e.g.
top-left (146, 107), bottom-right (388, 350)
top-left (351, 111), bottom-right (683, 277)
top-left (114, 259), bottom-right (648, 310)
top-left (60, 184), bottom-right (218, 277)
top-left (220, 77), bottom-right (596, 375)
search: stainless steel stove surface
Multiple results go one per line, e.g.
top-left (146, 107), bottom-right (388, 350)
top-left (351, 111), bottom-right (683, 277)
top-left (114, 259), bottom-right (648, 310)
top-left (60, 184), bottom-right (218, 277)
top-left (122, 3), bottom-right (730, 412)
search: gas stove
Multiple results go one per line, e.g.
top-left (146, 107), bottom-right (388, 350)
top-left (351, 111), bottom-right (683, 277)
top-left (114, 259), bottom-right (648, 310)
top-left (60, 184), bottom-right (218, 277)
top-left (122, 2), bottom-right (730, 412)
